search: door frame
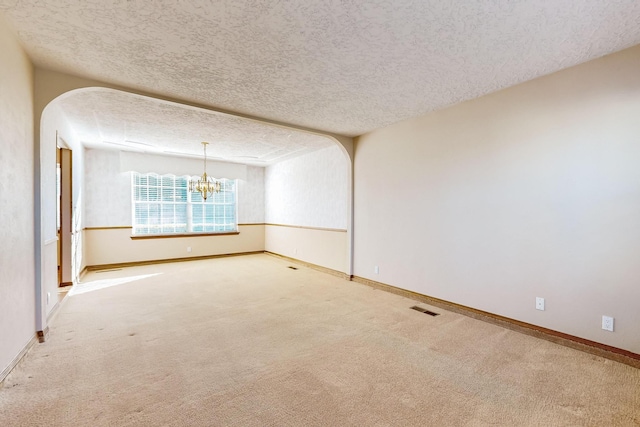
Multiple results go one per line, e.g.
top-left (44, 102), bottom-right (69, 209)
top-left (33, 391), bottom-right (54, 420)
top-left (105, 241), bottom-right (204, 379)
top-left (58, 138), bottom-right (73, 287)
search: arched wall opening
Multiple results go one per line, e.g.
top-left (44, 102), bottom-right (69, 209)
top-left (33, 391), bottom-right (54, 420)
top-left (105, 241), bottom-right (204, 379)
top-left (34, 70), bottom-right (354, 336)
top-left (36, 92), bottom-right (87, 338)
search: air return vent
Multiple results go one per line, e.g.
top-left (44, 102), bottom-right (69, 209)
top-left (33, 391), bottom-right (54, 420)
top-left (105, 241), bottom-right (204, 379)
top-left (410, 306), bottom-right (440, 316)
top-left (288, 266), bottom-right (298, 270)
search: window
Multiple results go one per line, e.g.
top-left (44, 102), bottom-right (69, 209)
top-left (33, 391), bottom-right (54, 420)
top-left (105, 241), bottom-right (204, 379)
top-left (132, 172), bottom-right (237, 235)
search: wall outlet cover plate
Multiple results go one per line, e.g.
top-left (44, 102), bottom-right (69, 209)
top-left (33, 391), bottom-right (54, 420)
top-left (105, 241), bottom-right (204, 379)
top-left (602, 315), bottom-right (614, 332)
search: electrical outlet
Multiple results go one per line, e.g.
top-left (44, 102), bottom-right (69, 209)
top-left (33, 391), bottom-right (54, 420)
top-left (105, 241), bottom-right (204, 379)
top-left (374, 266), bottom-right (379, 274)
top-left (294, 248), bottom-right (298, 255)
top-left (602, 315), bottom-right (614, 332)
top-left (535, 297), bottom-right (545, 311)
top-left (186, 246), bottom-right (192, 253)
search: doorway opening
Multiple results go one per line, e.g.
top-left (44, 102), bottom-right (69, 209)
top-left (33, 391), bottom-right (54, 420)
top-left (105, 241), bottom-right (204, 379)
top-left (57, 142), bottom-right (73, 288)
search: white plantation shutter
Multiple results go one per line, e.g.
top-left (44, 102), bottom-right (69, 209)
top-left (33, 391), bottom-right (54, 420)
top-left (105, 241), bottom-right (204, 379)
top-left (132, 172), bottom-right (237, 235)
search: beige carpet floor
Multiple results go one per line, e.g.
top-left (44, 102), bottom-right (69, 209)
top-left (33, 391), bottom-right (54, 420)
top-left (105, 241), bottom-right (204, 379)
top-left (1, 254), bottom-right (639, 426)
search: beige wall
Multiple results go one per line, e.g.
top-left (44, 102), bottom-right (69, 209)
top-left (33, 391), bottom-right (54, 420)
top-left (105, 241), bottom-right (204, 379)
top-left (85, 225), bottom-right (265, 267)
top-left (264, 144), bottom-right (351, 272)
top-left (84, 149), bottom-right (131, 228)
top-left (84, 148), bottom-right (265, 228)
top-left (82, 148), bottom-right (266, 266)
top-left (32, 67), bottom-right (353, 282)
top-left (265, 225), bottom-right (347, 273)
top-left (82, 138), bottom-right (350, 271)
top-left (354, 45), bottom-right (640, 353)
top-left (39, 102), bottom-right (86, 319)
top-left (0, 18), bottom-right (35, 376)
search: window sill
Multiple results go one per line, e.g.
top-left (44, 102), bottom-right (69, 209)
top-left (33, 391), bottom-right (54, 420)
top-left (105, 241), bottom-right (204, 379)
top-left (130, 231), bottom-right (240, 240)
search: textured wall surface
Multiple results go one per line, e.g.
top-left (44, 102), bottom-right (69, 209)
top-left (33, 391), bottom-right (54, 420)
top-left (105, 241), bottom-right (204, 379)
top-left (85, 149), bottom-right (265, 227)
top-left (265, 145), bottom-right (348, 229)
top-left (354, 45), bottom-right (640, 353)
top-left (0, 18), bottom-right (35, 376)
top-left (238, 166), bottom-right (264, 224)
top-left (85, 149), bottom-right (132, 227)
top-left (37, 102), bottom-right (61, 322)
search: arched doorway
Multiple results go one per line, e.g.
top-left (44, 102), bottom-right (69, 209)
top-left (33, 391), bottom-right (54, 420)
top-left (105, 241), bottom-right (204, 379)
top-left (35, 79), bottom-right (354, 339)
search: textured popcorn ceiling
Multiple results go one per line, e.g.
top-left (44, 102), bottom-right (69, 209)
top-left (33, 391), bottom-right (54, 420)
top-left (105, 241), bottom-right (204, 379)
top-left (2, 1), bottom-right (640, 136)
top-left (55, 88), bottom-right (335, 166)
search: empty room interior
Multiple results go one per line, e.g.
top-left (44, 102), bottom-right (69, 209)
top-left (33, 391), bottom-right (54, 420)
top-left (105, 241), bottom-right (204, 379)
top-left (1, 1), bottom-right (640, 426)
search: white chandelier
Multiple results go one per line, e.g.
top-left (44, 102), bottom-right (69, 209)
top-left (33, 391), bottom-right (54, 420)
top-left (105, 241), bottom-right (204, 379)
top-left (189, 141), bottom-right (221, 201)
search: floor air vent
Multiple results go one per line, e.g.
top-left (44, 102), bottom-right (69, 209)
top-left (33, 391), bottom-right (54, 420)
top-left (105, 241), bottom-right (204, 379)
top-left (410, 306), bottom-right (440, 316)
top-left (288, 266), bottom-right (298, 270)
